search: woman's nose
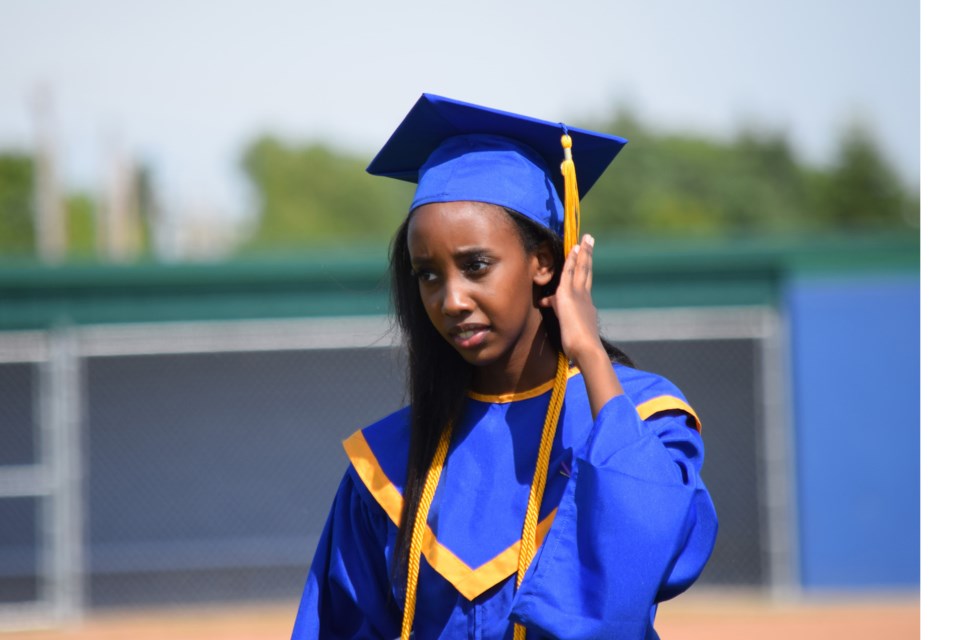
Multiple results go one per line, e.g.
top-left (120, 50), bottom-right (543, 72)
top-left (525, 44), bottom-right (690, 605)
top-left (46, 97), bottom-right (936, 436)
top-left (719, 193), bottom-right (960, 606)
top-left (441, 279), bottom-right (473, 316)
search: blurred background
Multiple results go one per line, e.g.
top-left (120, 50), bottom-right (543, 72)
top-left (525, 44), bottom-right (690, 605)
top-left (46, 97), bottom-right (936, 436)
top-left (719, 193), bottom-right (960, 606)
top-left (1, 0), bottom-right (919, 637)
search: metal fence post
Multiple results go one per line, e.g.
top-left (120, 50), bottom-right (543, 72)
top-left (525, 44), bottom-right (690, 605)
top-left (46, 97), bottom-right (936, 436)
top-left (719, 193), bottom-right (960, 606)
top-left (757, 308), bottom-right (799, 597)
top-left (38, 327), bottom-right (86, 622)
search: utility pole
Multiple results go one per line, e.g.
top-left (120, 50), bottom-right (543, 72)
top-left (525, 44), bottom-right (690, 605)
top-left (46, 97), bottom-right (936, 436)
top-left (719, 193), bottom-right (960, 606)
top-left (31, 86), bottom-right (66, 264)
top-left (100, 132), bottom-right (139, 263)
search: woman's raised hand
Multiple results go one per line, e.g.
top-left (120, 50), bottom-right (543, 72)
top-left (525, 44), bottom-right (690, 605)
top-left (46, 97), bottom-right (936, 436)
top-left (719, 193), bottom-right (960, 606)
top-left (540, 233), bottom-right (625, 417)
top-left (539, 234), bottom-right (605, 365)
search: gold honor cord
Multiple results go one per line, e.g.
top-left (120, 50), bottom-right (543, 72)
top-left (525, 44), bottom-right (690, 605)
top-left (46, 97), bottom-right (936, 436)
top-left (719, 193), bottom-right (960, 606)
top-left (400, 423), bottom-right (452, 640)
top-left (513, 132), bottom-right (580, 640)
top-left (401, 133), bottom-right (581, 640)
top-left (512, 354), bottom-right (569, 640)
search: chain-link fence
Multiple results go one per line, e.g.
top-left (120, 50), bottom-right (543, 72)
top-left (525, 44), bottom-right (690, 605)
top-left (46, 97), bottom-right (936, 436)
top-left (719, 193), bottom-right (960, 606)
top-left (599, 307), bottom-right (792, 590)
top-left (1, 359), bottom-right (39, 603)
top-left (0, 307), bottom-right (791, 623)
top-left (0, 362), bottom-right (40, 604)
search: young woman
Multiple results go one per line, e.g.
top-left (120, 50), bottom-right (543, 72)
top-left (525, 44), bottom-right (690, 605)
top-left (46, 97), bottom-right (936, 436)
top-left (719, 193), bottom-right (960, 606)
top-left (292, 94), bottom-right (717, 640)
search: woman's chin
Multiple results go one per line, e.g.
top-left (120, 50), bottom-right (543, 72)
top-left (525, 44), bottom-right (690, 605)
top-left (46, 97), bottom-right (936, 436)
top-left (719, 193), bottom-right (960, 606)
top-left (455, 348), bottom-right (496, 368)
top-left (451, 342), bottom-right (506, 369)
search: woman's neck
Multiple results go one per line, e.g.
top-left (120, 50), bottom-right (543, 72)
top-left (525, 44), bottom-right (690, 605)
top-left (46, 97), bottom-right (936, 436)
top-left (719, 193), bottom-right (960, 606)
top-left (469, 324), bottom-right (559, 397)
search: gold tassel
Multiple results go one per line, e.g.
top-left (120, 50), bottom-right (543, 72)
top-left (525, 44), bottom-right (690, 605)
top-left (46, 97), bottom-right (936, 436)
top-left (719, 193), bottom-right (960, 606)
top-left (560, 132), bottom-right (581, 257)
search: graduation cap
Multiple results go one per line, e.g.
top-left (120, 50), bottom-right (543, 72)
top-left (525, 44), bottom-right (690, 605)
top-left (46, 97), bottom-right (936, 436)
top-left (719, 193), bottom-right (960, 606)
top-left (367, 93), bottom-right (627, 247)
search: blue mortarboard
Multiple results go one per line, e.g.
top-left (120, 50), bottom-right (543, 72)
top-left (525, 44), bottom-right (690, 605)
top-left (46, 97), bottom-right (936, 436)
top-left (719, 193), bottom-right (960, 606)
top-left (366, 93), bottom-right (627, 236)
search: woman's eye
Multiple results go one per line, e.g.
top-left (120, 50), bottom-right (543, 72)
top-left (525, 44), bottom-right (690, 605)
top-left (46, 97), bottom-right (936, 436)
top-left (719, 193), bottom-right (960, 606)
top-left (465, 260), bottom-right (490, 274)
top-left (413, 269), bottom-right (437, 283)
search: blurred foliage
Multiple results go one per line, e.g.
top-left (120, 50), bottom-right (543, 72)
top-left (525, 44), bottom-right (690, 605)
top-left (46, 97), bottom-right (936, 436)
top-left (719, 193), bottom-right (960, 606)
top-left (65, 192), bottom-right (97, 258)
top-left (0, 153), bottom-right (35, 256)
top-left (0, 151), bottom-right (157, 262)
top-left (811, 123), bottom-right (920, 230)
top-left (0, 113), bottom-right (921, 261)
top-left (240, 136), bottom-right (414, 253)
top-left (585, 111), bottom-right (918, 238)
top-left (241, 113), bottom-right (919, 251)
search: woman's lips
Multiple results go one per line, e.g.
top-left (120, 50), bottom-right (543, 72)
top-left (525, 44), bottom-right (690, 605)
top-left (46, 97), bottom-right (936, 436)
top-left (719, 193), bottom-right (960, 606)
top-left (450, 325), bottom-right (490, 349)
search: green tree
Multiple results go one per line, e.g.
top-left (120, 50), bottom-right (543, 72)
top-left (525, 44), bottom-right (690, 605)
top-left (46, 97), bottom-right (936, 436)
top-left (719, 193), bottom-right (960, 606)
top-left (813, 122), bottom-right (919, 230)
top-left (585, 112), bottom-right (917, 239)
top-left (65, 192), bottom-right (97, 259)
top-left (241, 136), bottom-right (413, 253)
top-left (584, 114), bottom-right (820, 238)
top-left (239, 114), bottom-right (917, 251)
top-left (0, 153), bottom-right (35, 256)
top-left (0, 151), bottom-right (105, 261)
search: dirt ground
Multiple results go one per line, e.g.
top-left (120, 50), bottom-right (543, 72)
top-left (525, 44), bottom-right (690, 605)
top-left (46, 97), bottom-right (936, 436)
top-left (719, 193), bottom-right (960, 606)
top-left (655, 591), bottom-right (919, 639)
top-left (2, 592), bottom-right (919, 639)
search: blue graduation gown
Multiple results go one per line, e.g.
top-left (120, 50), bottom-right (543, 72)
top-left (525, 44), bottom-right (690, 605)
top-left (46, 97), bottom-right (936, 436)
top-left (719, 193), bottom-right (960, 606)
top-left (293, 364), bottom-right (717, 639)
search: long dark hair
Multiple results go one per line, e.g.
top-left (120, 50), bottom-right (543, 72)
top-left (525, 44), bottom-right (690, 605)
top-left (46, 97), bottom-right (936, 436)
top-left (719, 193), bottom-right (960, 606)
top-left (388, 205), bottom-right (632, 588)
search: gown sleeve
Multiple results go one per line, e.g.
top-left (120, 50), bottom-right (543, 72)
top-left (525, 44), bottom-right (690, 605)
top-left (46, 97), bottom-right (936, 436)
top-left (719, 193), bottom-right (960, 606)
top-left (291, 470), bottom-right (401, 640)
top-left (510, 393), bottom-right (718, 639)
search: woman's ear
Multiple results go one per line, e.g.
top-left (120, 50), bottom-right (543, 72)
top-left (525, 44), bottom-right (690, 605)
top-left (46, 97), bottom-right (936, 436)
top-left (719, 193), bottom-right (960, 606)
top-left (531, 241), bottom-right (555, 286)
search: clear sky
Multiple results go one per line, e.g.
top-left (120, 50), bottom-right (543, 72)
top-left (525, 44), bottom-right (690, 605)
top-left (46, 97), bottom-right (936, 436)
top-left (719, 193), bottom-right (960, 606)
top-left (1, 0), bottom-right (919, 222)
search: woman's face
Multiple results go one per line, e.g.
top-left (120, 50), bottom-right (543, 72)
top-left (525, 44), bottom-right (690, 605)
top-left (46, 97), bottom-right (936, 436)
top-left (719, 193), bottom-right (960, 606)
top-left (407, 201), bottom-right (554, 373)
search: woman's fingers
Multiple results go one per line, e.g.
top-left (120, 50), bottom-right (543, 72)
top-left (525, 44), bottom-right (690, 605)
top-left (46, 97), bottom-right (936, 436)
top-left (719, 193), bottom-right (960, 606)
top-left (579, 235), bottom-right (594, 290)
top-left (549, 234), bottom-right (601, 362)
top-left (555, 235), bottom-right (597, 297)
top-left (567, 235), bottom-right (593, 291)
top-left (565, 244), bottom-right (580, 283)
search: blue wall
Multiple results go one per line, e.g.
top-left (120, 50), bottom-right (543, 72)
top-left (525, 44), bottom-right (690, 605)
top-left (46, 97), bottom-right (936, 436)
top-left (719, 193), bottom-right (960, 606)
top-left (788, 273), bottom-right (920, 589)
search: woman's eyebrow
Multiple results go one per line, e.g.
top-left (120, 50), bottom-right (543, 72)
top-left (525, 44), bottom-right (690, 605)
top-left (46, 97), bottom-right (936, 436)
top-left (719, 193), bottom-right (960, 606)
top-left (410, 247), bottom-right (493, 267)
top-left (450, 247), bottom-right (492, 259)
